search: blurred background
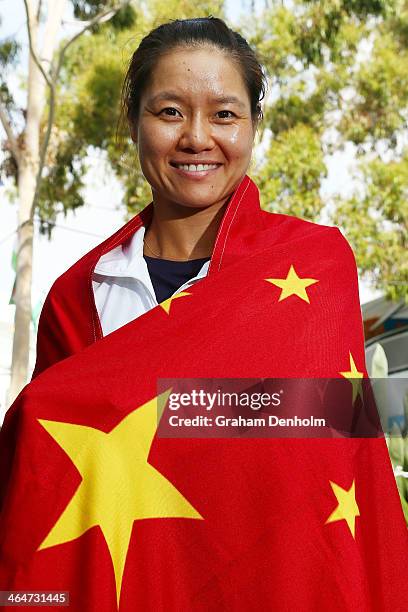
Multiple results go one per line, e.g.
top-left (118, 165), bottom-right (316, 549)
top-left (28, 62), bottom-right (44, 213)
top-left (0, 0), bottom-right (407, 513)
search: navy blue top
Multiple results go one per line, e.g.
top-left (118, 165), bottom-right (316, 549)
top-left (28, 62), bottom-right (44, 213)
top-left (144, 255), bottom-right (210, 303)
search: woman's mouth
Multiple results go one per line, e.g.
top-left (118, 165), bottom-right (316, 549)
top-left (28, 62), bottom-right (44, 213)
top-left (170, 162), bottom-right (222, 179)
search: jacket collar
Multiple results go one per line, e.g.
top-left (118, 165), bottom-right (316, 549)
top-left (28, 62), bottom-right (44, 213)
top-left (93, 224), bottom-right (210, 297)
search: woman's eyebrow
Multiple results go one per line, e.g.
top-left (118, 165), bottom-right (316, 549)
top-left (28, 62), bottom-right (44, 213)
top-left (148, 91), bottom-right (246, 109)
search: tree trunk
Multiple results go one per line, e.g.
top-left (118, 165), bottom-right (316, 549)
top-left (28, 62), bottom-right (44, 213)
top-left (9, 165), bottom-right (36, 403)
top-left (8, 0), bottom-right (66, 404)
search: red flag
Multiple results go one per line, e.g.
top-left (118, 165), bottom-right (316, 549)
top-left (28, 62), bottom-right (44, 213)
top-left (1, 176), bottom-right (407, 611)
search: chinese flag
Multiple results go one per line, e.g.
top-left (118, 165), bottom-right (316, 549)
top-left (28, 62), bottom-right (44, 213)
top-left (1, 176), bottom-right (407, 611)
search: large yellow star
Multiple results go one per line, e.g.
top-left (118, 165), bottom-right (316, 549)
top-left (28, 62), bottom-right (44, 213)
top-left (265, 265), bottom-right (318, 303)
top-left (37, 391), bottom-right (202, 609)
top-left (325, 479), bottom-right (360, 539)
top-left (339, 352), bottom-right (364, 404)
top-left (160, 291), bottom-right (191, 314)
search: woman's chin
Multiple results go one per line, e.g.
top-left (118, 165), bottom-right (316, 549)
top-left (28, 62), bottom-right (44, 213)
top-left (153, 188), bottom-right (225, 211)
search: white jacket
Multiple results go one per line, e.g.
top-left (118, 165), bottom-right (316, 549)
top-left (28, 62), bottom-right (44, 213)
top-left (92, 225), bottom-right (210, 336)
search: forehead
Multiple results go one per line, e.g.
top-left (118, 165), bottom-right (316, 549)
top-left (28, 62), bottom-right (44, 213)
top-left (143, 46), bottom-right (249, 104)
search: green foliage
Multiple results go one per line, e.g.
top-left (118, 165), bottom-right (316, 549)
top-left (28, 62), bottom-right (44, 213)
top-left (0, 81), bottom-right (15, 109)
top-left (72, 1), bottom-right (137, 32)
top-left (333, 154), bottom-right (408, 299)
top-left (386, 408), bottom-right (408, 526)
top-left (37, 135), bottom-right (87, 236)
top-left (147, 0), bottom-right (225, 29)
top-left (370, 345), bottom-right (408, 525)
top-left (307, 0), bottom-right (396, 19)
top-left (72, 61), bottom-right (124, 147)
top-left (72, 0), bottom-right (103, 18)
top-left (0, 23), bottom-right (20, 183)
top-left (0, 39), bottom-right (20, 67)
top-left (253, 124), bottom-right (327, 220)
top-left (109, 4), bottom-right (137, 30)
top-left (245, 0), bottom-right (408, 300)
top-left (72, 0), bottom-right (118, 19)
top-left (266, 87), bottom-right (327, 135)
top-left (339, 32), bottom-right (408, 147)
top-left (0, 17), bottom-right (20, 116)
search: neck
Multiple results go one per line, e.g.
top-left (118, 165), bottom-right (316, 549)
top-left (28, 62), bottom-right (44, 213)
top-left (143, 195), bottom-right (230, 260)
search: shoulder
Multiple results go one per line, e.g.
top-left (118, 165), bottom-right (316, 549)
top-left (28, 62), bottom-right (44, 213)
top-left (261, 210), bottom-right (356, 262)
top-left (32, 210), bottom-right (150, 377)
top-left (49, 206), bottom-right (151, 299)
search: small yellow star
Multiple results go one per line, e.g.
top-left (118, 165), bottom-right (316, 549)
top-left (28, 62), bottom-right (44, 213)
top-left (325, 479), bottom-right (360, 539)
top-left (339, 352), bottom-right (364, 404)
top-left (159, 291), bottom-right (191, 314)
top-left (265, 265), bottom-right (318, 303)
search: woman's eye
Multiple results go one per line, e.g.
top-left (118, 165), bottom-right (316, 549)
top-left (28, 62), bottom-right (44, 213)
top-left (217, 110), bottom-right (235, 119)
top-left (159, 107), bottom-right (181, 117)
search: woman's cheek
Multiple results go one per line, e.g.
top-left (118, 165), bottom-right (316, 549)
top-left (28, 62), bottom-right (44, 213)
top-left (139, 123), bottom-right (177, 158)
top-left (220, 124), bottom-right (241, 147)
top-left (156, 123), bottom-right (181, 146)
top-left (215, 124), bottom-right (253, 159)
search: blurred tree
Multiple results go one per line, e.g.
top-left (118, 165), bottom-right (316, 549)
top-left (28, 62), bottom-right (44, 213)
top-left (0, 1), bottom-right (130, 403)
top-left (243, 0), bottom-right (407, 301)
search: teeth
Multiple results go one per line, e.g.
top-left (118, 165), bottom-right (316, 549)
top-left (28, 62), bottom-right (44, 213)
top-left (176, 163), bottom-right (219, 172)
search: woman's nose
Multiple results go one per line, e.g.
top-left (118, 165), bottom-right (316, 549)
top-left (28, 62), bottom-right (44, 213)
top-left (179, 115), bottom-right (214, 150)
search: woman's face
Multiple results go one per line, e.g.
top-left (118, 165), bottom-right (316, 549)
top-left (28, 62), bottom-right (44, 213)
top-left (133, 45), bottom-right (256, 211)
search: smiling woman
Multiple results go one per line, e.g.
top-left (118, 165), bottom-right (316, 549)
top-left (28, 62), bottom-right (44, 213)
top-left (135, 46), bottom-right (254, 215)
top-left (2, 15), bottom-right (407, 612)
top-left (134, 44), bottom-right (256, 258)
top-left (121, 19), bottom-right (264, 264)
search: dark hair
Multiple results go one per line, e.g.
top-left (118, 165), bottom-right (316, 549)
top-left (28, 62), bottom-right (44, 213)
top-left (120, 16), bottom-right (267, 131)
